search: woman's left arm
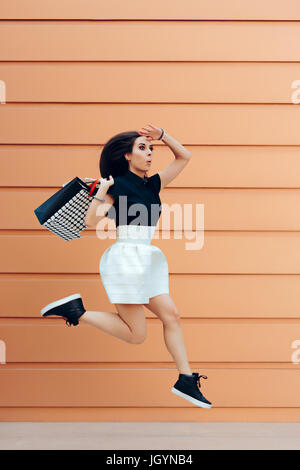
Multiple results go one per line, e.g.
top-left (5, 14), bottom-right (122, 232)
top-left (158, 132), bottom-right (191, 189)
top-left (138, 124), bottom-right (191, 189)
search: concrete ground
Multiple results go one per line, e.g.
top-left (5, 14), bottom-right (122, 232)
top-left (0, 422), bottom-right (300, 450)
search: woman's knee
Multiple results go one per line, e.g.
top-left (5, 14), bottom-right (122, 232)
top-left (129, 331), bottom-right (147, 344)
top-left (144, 294), bottom-right (181, 326)
top-left (115, 303), bottom-right (147, 344)
top-left (162, 306), bottom-right (181, 325)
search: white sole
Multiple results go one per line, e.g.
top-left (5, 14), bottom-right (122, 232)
top-left (171, 387), bottom-right (212, 409)
top-left (41, 293), bottom-right (81, 316)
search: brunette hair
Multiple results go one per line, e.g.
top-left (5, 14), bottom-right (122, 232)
top-left (99, 130), bottom-right (140, 178)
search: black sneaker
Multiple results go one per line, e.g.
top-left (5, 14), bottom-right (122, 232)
top-left (40, 293), bottom-right (86, 327)
top-left (171, 372), bottom-right (212, 408)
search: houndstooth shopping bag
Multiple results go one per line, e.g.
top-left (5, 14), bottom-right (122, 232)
top-left (34, 177), bottom-right (100, 241)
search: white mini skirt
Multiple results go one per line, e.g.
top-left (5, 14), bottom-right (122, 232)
top-left (99, 224), bottom-right (169, 304)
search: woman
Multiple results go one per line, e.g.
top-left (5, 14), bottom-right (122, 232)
top-left (40, 124), bottom-right (212, 409)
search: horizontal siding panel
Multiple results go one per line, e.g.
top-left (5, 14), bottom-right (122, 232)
top-left (1, 320), bottom-right (298, 362)
top-left (2, 407), bottom-right (300, 423)
top-left (1, 233), bottom-right (300, 273)
top-left (1, 0), bottom-right (300, 20)
top-left (1, 368), bottom-right (300, 407)
top-left (1, 274), bottom-right (300, 319)
top-left (2, 188), bottom-right (300, 230)
top-left (1, 145), bottom-right (300, 188)
top-left (1, 63), bottom-right (300, 103)
top-left (1, 104), bottom-right (300, 144)
top-left (1, 22), bottom-right (300, 61)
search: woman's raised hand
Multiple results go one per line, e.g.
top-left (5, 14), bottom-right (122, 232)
top-left (138, 123), bottom-right (163, 141)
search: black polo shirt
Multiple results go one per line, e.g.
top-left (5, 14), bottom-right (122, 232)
top-left (105, 169), bottom-right (162, 227)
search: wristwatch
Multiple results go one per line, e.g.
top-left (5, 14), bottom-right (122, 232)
top-left (157, 128), bottom-right (165, 140)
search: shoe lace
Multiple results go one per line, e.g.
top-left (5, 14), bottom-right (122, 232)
top-left (196, 374), bottom-right (208, 389)
top-left (63, 317), bottom-right (71, 327)
top-left (63, 311), bottom-right (79, 327)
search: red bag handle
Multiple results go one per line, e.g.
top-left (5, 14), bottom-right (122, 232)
top-left (87, 179), bottom-right (100, 197)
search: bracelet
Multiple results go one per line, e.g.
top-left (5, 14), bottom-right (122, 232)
top-left (92, 196), bottom-right (105, 202)
top-left (157, 128), bottom-right (166, 140)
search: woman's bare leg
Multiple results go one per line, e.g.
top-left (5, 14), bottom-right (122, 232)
top-left (80, 303), bottom-right (147, 344)
top-left (144, 293), bottom-right (192, 375)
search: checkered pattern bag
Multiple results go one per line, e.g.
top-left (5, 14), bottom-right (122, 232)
top-left (34, 177), bottom-right (100, 241)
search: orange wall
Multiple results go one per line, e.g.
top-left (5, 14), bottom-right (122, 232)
top-left (1, 1), bottom-right (300, 422)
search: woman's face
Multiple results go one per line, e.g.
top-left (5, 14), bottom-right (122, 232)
top-left (125, 136), bottom-right (154, 174)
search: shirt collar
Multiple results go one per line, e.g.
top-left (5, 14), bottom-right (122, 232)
top-left (125, 169), bottom-right (149, 185)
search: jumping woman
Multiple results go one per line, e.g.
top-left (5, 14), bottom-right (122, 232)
top-left (40, 124), bottom-right (212, 409)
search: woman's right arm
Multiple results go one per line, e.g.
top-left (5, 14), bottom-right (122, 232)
top-left (84, 178), bottom-right (115, 227)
